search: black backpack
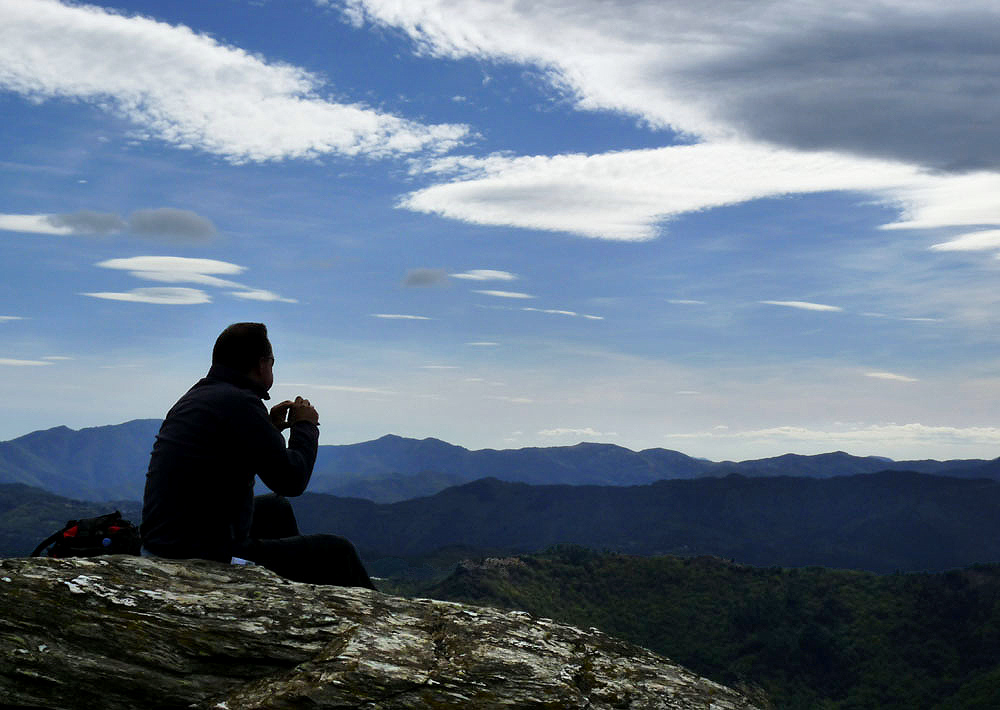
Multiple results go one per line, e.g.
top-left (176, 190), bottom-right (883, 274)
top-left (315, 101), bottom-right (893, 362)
top-left (31, 511), bottom-right (142, 558)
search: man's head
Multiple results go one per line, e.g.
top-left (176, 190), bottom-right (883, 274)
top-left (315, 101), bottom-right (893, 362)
top-left (212, 322), bottom-right (274, 390)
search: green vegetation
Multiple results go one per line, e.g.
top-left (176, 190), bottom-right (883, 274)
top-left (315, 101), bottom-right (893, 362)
top-left (417, 546), bottom-right (1000, 709)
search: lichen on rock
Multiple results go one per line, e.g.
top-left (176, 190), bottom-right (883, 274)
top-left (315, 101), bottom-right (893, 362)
top-left (0, 556), bottom-right (760, 709)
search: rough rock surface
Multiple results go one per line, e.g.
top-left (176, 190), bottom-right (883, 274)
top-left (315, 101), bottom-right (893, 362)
top-left (0, 556), bottom-right (760, 709)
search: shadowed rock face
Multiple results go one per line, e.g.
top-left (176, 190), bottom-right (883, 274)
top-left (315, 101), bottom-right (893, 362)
top-left (0, 556), bottom-right (760, 709)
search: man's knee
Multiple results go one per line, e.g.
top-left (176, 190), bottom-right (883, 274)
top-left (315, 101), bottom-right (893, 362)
top-left (253, 492), bottom-right (292, 514)
top-left (251, 493), bottom-right (300, 539)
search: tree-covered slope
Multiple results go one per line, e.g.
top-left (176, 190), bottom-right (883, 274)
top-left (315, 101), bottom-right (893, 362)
top-left (422, 548), bottom-right (1000, 710)
top-left (293, 471), bottom-right (1000, 573)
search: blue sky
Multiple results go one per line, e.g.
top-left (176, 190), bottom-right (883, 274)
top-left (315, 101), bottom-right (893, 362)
top-left (3, 0), bottom-right (1000, 460)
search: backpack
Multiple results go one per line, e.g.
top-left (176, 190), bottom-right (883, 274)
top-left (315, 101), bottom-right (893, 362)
top-left (31, 511), bottom-right (142, 558)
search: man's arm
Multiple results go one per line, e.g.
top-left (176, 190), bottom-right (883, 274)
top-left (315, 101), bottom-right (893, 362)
top-left (240, 395), bottom-right (320, 497)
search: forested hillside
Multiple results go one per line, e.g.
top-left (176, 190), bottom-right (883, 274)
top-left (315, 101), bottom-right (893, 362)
top-left (422, 548), bottom-right (1000, 710)
top-left (293, 472), bottom-right (1000, 573)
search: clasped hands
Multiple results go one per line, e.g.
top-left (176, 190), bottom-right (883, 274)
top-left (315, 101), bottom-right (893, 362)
top-left (270, 396), bottom-right (319, 430)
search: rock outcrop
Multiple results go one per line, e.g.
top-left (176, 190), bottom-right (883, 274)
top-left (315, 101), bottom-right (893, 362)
top-left (0, 556), bottom-right (760, 709)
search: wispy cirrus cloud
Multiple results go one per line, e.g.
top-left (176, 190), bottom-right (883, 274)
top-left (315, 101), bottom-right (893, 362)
top-left (538, 427), bottom-right (618, 440)
top-left (451, 269), bottom-right (518, 281)
top-left (522, 307), bottom-right (603, 320)
top-left (230, 289), bottom-right (298, 303)
top-left (663, 423), bottom-right (1000, 457)
top-left (474, 289), bottom-right (534, 299)
top-left (759, 300), bottom-right (843, 313)
top-left (865, 371), bottom-right (919, 383)
top-left (81, 287), bottom-right (212, 305)
top-left (281, 383), bottom-right (396, 396)
top-left (0, 358), bottom-right (53, 367)
top-left (0, 0), bottom-right (467, 162)
top-left (371, 313), bottom-right (432, 320)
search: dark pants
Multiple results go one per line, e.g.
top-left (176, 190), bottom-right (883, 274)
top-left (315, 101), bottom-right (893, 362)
top-left (238, 494), bottom-right (376, 590)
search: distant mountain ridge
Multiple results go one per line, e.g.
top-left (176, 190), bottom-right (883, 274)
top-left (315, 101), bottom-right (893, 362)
top-left (292, 470), bottom-right (1000, 573)
top-left (5, 471), bottom-right (999, 573)
top-left (1, 420), bottom-right (997, 502)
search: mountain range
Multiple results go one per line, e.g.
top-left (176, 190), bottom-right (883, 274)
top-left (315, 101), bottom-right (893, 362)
top-left (1, 419), bottom-right (998, 502)
top-left (6, 470), bottom-right (999, 574)
top-left (290, 471), bottom-right (1000, 574)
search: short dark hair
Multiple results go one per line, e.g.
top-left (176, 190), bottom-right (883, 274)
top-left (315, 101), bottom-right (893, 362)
top-left (212, 322), bottom-right (272, 373)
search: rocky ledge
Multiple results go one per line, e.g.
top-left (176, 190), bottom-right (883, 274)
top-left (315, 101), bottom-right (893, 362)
top-left (0, 555), bottom-right (761, 709)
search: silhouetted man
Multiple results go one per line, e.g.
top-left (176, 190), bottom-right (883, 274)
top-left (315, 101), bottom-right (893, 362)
top-left (141, 322), bottom-right (375, 589)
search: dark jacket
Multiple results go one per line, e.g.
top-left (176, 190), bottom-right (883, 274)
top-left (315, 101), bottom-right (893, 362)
top-left (140, 365), bottom-right (319, 562)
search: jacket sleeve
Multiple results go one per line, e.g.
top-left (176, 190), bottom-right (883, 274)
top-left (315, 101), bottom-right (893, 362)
top-left (236, 397), bottom-right (319, 497)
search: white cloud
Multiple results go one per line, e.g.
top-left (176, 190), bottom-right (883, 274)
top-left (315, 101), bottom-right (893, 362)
top-left (421, 364), bottom-right (459, 369)
top-left (522, 307), bottom-right (604, 320)
top-left (371, 313), bottom-right (431, 320)
top-left (281, 383), bottom-right (396, 395)
top-left (663, 423), bottom-right (1000, 455)
top-left (865, 371), bottom-right (919, 383)
top-left (404, 142), bottom-right (990, 242)
top-left (0, 214), bottom-right (73, 235)
top-left (349, 0), bottom-right (1000, 172)
top-left (466, 341), bottom-right (498, 346)
top-left (450, 269), bottom-right (518, 281)
top-left (82, 287), bottom-right (211, 305)
top-left (474, 289), bottom-right (534, 299)
top-left (523, 307), bottom-right (576, 316)
top-left (97, 256), bottom-right (245, 284)
top-left (0, 358), bottom-right (52, 366)
top-left (669, 299), bottom-right (706, 305)
top-left (0, 0), bottom-right (467, 162)
top-left (538, 427), bottom-right (617, 439)
top-left (350, 1), bottom-right (1000, 242)
top-left (760, 300), bottom-right (843, 313)
top-left (91, 256), bottom-right (296, 303)
top-left (0, 316), bottom-right (24, 322)
top-left (229, 289), bottom-right (298, 304)
top-left (930, 229), bottom-right (1000, 252)
top-left (489, 395), bottom-right (534, 404)
top-left (42, 355), bottom-right (72, 360)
